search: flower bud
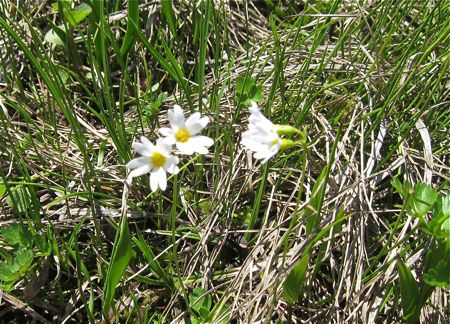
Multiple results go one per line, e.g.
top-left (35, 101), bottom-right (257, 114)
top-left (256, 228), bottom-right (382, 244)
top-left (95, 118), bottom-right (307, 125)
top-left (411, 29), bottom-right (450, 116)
top-left (276, 124), bottom-right (303, 136)
top-left (280, 139), bottom-right (297, 150)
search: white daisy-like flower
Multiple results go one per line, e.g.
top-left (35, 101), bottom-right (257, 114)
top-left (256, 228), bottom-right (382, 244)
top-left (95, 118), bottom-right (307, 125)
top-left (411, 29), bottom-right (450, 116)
top-left (126, 136), bottom-right (179, 192)
top-left (159, 105), bottom-right (214, 155)
top-left (241, 102), bottom-right (281, 163)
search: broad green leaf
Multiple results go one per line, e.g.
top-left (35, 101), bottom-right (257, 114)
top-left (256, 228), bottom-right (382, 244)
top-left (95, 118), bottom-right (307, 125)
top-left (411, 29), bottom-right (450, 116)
top-left (14, 249), bottom-right (34, 274)
top-left (436, 195), bottom-right (450, 233)
top-left (44, 25), bottom-right (66, 46)
top-left (66, 3), bottom-right (92, 27)
top-left (424, 259), bottom-right (450, 288)
top-left (35, 235), bottom-right (50, 255)
top-left (0, 224), bottom-right (22, 246)
top-left (18, 226), bottom-right (33, 248)
top-left (391, 179), bottom-right (413, 200)
top-left (408, 183), bottom-right (438, 218)
top-left (236, 76), bottom-right (255, 95)
top-left (102, 217), bottom-right (133, 315)
top-left (396, 259), bottom-right (420, 323)
top-left (436, 195), bottom-right (450, 218)
top-left (0, 263), bottom-right (20, 282)
top-left (244, 83), bottom-right (263, 105)
top-left (189, 288), bottom-right (212, 316)
top-left (198, 306), bottom-right (210, 319)
top-left (283, 249), bottom-right (311, 304)
top-left (57, 67), bottom-right (69, 85)
top-left (52, 0), bottom-right (71, 11)
top-left (0, 249), bottom-right (33, 282)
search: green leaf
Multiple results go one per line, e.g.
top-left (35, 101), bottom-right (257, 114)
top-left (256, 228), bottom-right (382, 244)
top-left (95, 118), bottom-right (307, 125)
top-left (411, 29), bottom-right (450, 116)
top-left (408, 183), bottom-right (438, 218)
top-left (436, 195), bottom-right (450, 218)
top-left (189, 288), bottom-right (212, 317)
top-left (18, 226), bottom-right (33, 248)
top-left (66, 3), bottom-right (92, 27)
top-left (396, 259), bottom-right (420, 323)
top-left (236, 76), bottom-right (255, 95)
top-left (246, 83), bottom-right (263, 104)
top-left (52, 0), bottom-right (71, 12)
top-left (0, 224), bottom-right (33, 250)
top-left (119, 0), bottom-right (139, 61)
top-left (44, 24), bottom-right (66, 46)
top-left (0, 183), bottom-right (6, 198)
top-left (305, 166), bottom-right (328, 235)
top-left (283, 249), bottom-right (311, 304)
top-left (161, 1), bottom-right (178, 40)
top-left (441, 216), bottom-right (450, 232)
top-left (428, 195), bottom-right (450, 239)
top-left (435, 195), bottom-right (450, 233)
top-left (35, 234), bottom-right (50, 255)
top-left (391, 178), bottom-right (411, 200)
top-left (133, 231), bottom-right (172, 288)
top-left (0, 224), bottom-right (22, 246)
top-left (102, 217), bottom-right (133, 315)
top-left (0, 249), bottom-right (33, 282)
top-left (142, 92), bottom-right (168, 124)
top-left (0, 263), bottom-right (20, 282)
top-left (424, 259), bottom-right (450, 288)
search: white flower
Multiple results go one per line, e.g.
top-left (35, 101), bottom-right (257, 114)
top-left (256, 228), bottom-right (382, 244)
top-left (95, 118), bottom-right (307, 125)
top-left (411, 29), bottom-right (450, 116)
top-left (159, 105), bottom-right (214, 155)
top-left (241, 102), bottom-right (281, 163)
top-left (126, 136), bottom-right (179, 192)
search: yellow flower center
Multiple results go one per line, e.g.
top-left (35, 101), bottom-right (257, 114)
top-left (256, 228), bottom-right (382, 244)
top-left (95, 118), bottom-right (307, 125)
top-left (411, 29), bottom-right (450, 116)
top-left (150, 151), bottom-right (166, 168)
top-left (271, 139), bottom-right (279, 146)
top-left (175, 128), bottom-right (190, 143)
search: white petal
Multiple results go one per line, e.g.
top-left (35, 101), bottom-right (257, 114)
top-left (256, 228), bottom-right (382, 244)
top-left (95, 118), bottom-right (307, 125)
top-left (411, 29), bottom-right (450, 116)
top-left (156, 168), bottom-right (167, 191)
top-left (126, 156), bottom-right (148, 169)
top-left (249, 101), bottom-right (259, 114)
top-left (150, 170), bottom-right (160, 192)
top-left (132, 143), bottom-right (152, 156)
top-left (128, 164), bottom-right (151, 179)
top-left (248, 104), bottom-right (274, 129)
top-left (177, 142), bottom-right (195, 155)
top-left (186, 117), bottom-right (209, 135)
top-left (162, 136), bottom-right (176, 145)
top-left (190, 135), bottom-right (214, 148)
top-left (254, 150), bottom-right (273, 161)
top-left (168, 105), bottom-right (185, 128)
top-left (140, 136), bottom-right (155, 150)
top-left (155, 138), bottom-right (171, 155)
top-left (165, 156), bottom-right (179, 174)
top-left (196, 146), bottom-right (209, 154)
top-left (159, 127), bottom-right (174, 137)
top-left (185, 112), bottom-right (201, 126)
top-left (242, 141), bottom-right (264, 153)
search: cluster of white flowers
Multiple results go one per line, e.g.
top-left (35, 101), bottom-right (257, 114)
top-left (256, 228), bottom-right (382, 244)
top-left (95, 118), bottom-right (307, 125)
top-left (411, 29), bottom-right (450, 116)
top-left (127, 102), bottom-right (302, 192)
top-left (126, 105), bottom-right (213, 192)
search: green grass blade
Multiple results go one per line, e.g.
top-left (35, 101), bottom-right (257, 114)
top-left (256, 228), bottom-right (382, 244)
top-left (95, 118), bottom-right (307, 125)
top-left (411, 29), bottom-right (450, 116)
top-left (119, 0), bottom-right (139, 63)
top-left (396, 258), bottom-right (420, 323)
top-left (102, 216), bottom-right (133, 316)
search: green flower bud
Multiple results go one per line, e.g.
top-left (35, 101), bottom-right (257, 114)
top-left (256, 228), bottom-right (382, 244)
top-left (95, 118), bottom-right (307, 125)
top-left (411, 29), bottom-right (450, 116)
top-left (280, 139), bottom-right (297, 150)
top-left (276, 124), bottom-right (302, 136)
